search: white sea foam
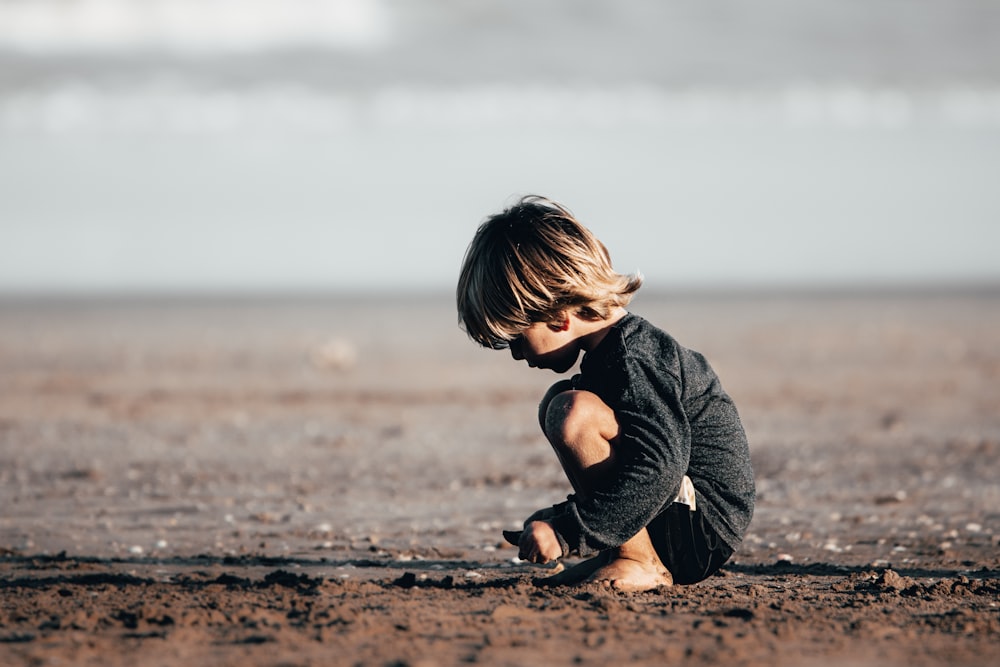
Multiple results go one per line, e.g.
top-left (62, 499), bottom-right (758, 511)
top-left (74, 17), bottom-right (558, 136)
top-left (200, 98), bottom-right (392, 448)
top-left (0, 0), bottom-right (390, 52)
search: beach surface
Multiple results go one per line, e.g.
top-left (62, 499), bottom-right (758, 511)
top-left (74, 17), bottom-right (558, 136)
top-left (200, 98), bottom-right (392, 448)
top-left (1, 291), bottom-right (998, 666)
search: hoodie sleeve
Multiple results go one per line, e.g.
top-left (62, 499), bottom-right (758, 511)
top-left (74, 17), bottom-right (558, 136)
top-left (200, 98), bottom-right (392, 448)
top-left (545, 354), bottom-right (691, 557)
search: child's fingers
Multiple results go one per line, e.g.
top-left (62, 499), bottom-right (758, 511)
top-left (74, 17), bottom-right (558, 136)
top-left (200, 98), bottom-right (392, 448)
top-left (504, 529), bottom-right (563, 571)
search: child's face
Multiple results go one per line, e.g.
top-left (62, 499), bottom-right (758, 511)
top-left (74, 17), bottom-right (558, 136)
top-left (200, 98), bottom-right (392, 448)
top-left (508, 319), bottom-right (580, 373)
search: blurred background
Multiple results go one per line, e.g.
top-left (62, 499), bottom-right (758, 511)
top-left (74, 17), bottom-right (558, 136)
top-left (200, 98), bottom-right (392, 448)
top-left (1, 0), bottom-right (999, 295)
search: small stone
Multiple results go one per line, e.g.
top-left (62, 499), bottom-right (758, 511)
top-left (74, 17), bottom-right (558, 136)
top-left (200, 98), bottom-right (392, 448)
top-left (876, 569), bottom-right (910, 591)
top-left (394, 572), bottom-right (417, 588)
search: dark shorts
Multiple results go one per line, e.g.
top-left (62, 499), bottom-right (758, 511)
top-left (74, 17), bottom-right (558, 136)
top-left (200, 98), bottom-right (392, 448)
top-left (647, 503), bottom-right (733, 585)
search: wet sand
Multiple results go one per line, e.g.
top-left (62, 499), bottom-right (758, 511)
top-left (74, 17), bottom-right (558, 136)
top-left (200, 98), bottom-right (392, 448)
top-left (1, 290), bottom-right (998, 666)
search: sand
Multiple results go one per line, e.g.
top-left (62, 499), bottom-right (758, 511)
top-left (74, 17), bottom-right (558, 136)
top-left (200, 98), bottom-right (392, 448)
top-left (1, 290), bottom-right (998, 666)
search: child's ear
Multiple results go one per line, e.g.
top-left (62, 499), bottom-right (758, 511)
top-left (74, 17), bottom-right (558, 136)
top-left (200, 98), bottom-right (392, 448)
top-left (548, 314), bottom-right (571, 332)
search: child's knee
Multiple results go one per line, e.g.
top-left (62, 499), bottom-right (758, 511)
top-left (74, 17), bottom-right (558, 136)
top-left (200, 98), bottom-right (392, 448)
top-left (537, 380), bottom-right (575, 432)
top-left (544, 390), bottom-right (618, 446)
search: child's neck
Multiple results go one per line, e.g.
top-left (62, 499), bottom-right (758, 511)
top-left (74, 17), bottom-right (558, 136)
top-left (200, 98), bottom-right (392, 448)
top-left (577, 307), bottom-right (628, 353)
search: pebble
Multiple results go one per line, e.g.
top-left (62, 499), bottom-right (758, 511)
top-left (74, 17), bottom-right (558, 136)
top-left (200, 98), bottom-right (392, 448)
top-left (312, 338), bottom-right (357, 371)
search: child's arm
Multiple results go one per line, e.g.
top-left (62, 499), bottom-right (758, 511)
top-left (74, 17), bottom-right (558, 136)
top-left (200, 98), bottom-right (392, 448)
top-left (547, 360), bottom-right (692, 556)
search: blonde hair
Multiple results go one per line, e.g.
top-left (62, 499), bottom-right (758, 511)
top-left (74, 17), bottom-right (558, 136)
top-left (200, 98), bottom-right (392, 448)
top-left (456, 195), bottom-right (642, 349)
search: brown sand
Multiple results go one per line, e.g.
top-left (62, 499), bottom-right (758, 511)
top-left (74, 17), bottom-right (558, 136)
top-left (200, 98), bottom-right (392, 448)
top-left (1, 291), bottom-right (998, 666)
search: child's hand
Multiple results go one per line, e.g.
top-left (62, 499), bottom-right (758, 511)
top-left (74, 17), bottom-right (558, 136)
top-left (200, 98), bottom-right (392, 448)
top-left (518, 520), bottom-right (563, 564)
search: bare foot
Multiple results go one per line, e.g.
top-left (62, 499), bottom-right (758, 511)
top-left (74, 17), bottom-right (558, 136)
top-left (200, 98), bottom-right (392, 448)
top-left (588, 557), bottom-right (673, 592)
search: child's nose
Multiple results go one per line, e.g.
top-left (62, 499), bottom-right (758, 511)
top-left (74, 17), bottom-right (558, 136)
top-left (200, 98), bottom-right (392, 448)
top-left (509, 336), bottom-right (524, 360)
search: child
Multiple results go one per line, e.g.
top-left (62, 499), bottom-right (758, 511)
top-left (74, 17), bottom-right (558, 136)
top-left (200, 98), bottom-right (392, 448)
top-left (456, 195), bottom-right (755, 592)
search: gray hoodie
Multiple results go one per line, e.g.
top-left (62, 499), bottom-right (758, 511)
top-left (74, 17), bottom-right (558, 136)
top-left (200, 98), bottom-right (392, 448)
top-left (546, 313), bottom-right (755, 556)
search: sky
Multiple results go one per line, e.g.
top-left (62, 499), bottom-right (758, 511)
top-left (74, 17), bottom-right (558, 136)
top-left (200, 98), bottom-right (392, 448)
top-left (1, 0), bottom-right (998, 294)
